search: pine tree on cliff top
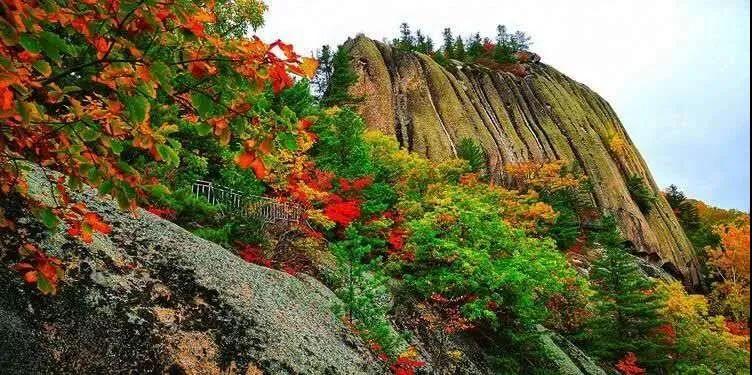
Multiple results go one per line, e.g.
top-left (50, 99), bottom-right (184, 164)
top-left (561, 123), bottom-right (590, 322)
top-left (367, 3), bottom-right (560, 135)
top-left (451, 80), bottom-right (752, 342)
top-left (398, 22), bottom-right (414, 50)
top-left (415, 30), bottom-right (434, 54)
top-left (585, 216), bottom-right (668, 368)
top-left (442, 27), bottom-right (455, 58)
top-left (453, 36), bottom-right (467, 62)
top-left (467, 32), bottom-right (484, 60)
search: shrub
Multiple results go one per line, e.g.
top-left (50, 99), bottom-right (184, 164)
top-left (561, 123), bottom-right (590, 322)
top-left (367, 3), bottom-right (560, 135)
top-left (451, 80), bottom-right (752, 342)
top-left (456, 138), bottom-right (487, 174)
top-left (626, 175), bottom-right (657, 215)
top-left (396, 183), bottom-right (586, 329)
top-left (657, 282), bottom-right (749, 373)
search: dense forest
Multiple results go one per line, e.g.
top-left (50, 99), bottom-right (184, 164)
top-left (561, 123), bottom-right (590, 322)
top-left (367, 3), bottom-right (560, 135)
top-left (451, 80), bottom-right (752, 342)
top-left (0, 2), bottom-right (748, 374)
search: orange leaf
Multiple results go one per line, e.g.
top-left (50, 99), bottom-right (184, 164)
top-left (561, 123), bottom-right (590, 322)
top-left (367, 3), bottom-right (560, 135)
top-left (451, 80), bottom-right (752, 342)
top-left (249, 158), bottom-right (268, 179)
top-left (183, 19), bottom-right (205, 37)
top-left (188, 61), bottom-right (217, 79)
top-left (23, 270), bottom-right (38, 284)
top-left (272, 40), bottom-right (297, 60)
top-left (235, 151), bottom-right (256, 170)
top-left (93, 37), bottom-right (109, 58)
top-left (80, 225), bottom-right (93, 243)
top-left (298, 118), bottom-right (314, 131)
top-left (0, 86), bottom-right (14, 111)
top-left (84, 212), bottom-right (112, 235)
top-left (259, 138), bottom-right (273, 154)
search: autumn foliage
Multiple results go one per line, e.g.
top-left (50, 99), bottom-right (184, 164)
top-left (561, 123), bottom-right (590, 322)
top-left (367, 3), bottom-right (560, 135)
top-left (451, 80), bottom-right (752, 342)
top-left (707, 216), bottom-right (751, 323)
top-left (615, 352), bottom-right (646, 375)
top-left (0, 0), bottom-right (316, 293)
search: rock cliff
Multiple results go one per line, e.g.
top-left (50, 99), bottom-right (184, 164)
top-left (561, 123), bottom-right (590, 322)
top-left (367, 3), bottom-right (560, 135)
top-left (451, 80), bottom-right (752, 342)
top-left (345, 35), bottom-right (701, 287)
top-left (0, 166), bottom-right (383, 375)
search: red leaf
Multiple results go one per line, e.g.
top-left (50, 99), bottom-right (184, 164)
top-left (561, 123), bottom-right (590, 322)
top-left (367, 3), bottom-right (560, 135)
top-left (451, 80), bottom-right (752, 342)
top-left (615, 352), bottom-right (646, 375)
top-left (182, 19), bottom-right (205, 37)
top-left (269, 63), bottom-right (292, 94)
top-left (93, 37), bottom-right (109, 58)
top-left (323, 200), bottom-right (361, 227)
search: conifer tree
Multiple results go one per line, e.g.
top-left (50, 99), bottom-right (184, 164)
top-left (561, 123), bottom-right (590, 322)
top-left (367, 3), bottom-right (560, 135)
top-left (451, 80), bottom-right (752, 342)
top-left (312, 45), bottom-right (334, 98)
top-left (457, 138), bottom-right (487, 174)
top-left (398, 22), bottom-right (414, 50)
top-left (442, 28), bottom-right (455, 59)
top-left (467, 33), bottom-right (484, 60)
top-left (511, 31), bottom-right (532, 51)
top-left (414, 30), bottom-right (424, 51)
top-left (496, 24), bottom-right (509, 46)
top-left (586, 216), bottom-right (668, 367)
top-left (323, 46), bottom-right (360, 107)
top-left (626, 174), bottom-right (657, 215)
top-left (664, 185), bottom-right (686, 209)
top-left (454, 36), bottom-right (467, 62)
top-left (415, 30), bottom-right (434, 54)
top-left (434, 51), bottom-right (449, 66)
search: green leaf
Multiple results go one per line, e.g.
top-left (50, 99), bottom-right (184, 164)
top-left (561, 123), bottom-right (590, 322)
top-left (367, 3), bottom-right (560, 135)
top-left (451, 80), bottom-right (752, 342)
top-left (145, 184), bottom-right (171, 200)
top-left (123, 95), bottom-right (150, 125)
top-left (137, 82), bottom-right (156, 99)
top-left (150, 61), bottom-right (174, 92)
top-left (36, 275), bottom-right (56, 295)
top-left (0, 18), bottom-right (18, 46)
top-left (32, 60), bottom-right (52, 77)
top-left (19, 34), bottom-right (41, 53)
top-left (98, 180), bottom-right (114, 196)
top-left (191, 92), bottom-right (213, 118)
top-left (39, 31), bottom-right (72, 60)
top-left (110, 140), bottom-right (125, 155)
top-left (195, 122), bottom-right (212, 136)
top-left (156, 144), bottom-right (179, 165)
top-left (16, 101), bottom-right (34, 124)
top-left (277, 132), bottom-right (298, 151)
top-left (87, 166), bottom-right (103, 184)
top-left (117, 161), bottom-right (135, 175)
top-left (80, 126), bottom-right (100, 142)
top-left (36, 207), bottom-right (60, 230)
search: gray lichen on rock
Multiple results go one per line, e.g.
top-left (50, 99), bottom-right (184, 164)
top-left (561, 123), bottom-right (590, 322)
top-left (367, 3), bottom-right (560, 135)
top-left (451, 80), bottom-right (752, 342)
top-left (0, 165), bottom-right (384, 375)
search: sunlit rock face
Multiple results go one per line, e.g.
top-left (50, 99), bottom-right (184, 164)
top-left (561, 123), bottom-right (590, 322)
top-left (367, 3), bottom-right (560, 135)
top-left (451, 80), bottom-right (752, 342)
top-left (346, 35), bottom-right (701, 287)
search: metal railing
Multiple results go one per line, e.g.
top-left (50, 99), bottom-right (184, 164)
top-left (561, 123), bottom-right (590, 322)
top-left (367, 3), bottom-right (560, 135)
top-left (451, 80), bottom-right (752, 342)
top-left (192, 180), bottom-right (307, 226)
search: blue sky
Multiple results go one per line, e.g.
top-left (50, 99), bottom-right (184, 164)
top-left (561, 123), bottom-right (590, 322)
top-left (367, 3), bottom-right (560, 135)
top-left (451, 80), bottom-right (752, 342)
top-left (260, 0), bottom-right (750, 210)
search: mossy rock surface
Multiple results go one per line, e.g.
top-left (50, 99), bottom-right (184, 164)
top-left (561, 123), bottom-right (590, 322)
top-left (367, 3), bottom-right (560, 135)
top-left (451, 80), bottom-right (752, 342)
top-left (0, 165), bottom-right (384, 375)
top-left (346, 36), bottom-right (700, 288)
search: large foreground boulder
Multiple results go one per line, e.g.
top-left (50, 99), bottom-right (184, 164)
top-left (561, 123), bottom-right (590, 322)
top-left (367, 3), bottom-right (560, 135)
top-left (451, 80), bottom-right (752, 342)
top-left (0, 166), bottom-right (383, 374)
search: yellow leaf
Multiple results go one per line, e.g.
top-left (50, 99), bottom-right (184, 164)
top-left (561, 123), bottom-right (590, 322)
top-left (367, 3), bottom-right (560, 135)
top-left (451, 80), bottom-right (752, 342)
top-left (299, 57), bottom-right (319, 79)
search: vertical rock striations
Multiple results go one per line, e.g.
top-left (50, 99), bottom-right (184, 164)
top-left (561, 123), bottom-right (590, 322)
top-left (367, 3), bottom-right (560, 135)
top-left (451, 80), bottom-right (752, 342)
top-left (345, 35), bottom-right (701, 287)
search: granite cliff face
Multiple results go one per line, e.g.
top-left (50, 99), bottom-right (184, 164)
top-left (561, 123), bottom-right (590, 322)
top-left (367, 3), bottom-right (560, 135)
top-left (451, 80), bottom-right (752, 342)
top-left (0, 166), bottom-right (383, 375)
top-left (345, 35), bottom-right (701, 287)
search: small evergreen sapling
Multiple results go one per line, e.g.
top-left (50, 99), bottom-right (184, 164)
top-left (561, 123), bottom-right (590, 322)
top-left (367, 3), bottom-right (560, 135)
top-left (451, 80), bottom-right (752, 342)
top-left (627, 175), bottom-right (657, 215)
top-left (586, 216), bottom-right (668, 367)
top-left (456, 138), bottom-right (487, 175)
